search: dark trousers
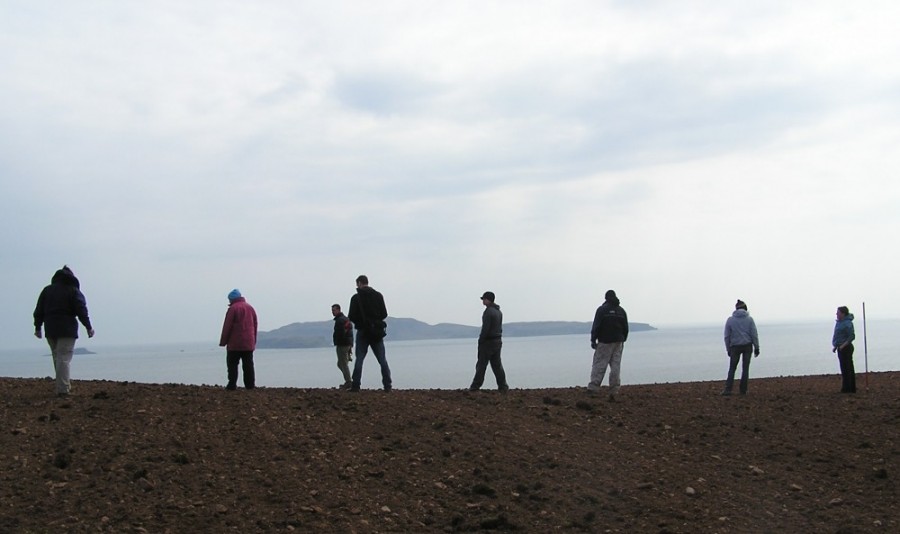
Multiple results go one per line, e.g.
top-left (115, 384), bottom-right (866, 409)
top-left (226, 350), bottom-right (255, 389)
top-left (470, 339), bottom-right (508, 391)
top-left (837, 343), bottom-right (856, 393)
top-left (352, 330), bottom-right (391, 390)
top-left (724, 344), bottom-right (753, 394)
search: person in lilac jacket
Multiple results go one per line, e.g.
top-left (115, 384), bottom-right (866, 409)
top-left (219, 289), bottom-right (258, 390)
top-left (721, 299), bottom-right (760, 396)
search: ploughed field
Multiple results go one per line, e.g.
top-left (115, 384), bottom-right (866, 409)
top-left (1, 373), bottom-right (898, 532)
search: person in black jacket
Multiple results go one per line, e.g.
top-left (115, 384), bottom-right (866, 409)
top-left (347, 275), bottom-right (391, 392)
top-left (33, 265), bottom-right (95, 396)
top-left (588, 289), bottom-right (628, 401)
top-left (469, 291), bottom-right (509, 392)
top-left (331, 304), bottom-right (354, 389)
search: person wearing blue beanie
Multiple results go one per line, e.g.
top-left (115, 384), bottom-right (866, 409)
top-left (219, 289), bottom-right (258, 390)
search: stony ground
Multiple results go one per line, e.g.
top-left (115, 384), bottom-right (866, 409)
top-left (1, 372), bottom-right (898, 533)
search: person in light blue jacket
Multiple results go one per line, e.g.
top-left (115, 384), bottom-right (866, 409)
top-left (721, 299), bottom-right (760, 396)
top-left (832, 306), bottom-right (856, 393)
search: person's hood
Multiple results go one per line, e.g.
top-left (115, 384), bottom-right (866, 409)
top-left (51, 266), bottom-right (80, 288)
top-left (732, 309), bottom-right (749, 319)
top-left (228, 296), bottom-right (246, 305)
top-left (605, 296), bottom-right (620, 306)
top-left (357, 286), bottom-right (378, 296)
top-left (839, 313), bottom-right (855, 322)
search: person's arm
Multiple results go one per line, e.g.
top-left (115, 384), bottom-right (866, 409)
top-left (347, 296), bottom-right (359, 327)
top-left (74, 290), bottom-right (95, 337)
top-left (723, 321), bottom-right (732, 353)
top-left (750, 319), bottom-right (760, 356)
top-left (33, 290), bottom-right (45, 338)
top-left (590, 308), bottom-right (601, 348)
top-left (219, 308), bottom-right (233, 347)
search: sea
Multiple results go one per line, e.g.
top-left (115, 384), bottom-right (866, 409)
top-left (2, 320), bottom-right (899, 390)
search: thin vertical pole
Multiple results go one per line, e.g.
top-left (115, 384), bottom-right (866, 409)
top-left (863, 301), bottom-right (868, 391)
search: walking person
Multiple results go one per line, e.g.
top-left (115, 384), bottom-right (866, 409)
top-left (588, 290), bottom-right (628, 401)
top-left (33, 265), bottom-right (95, 397)
top-left (832, 306), bottom-right (856, 393)
top-left (469, 291), bottom-right (509, 393)
top-left (219, 289), bottom-right (258, 390)
top-left (331, 303), bottom-right (353, 389)
top-left (721, 299), bottom-right (761, 396)
top-left (347, 275), bottom-right (391, 392)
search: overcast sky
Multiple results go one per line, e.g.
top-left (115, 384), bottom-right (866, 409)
top-left (3, 1), bottom-right (899, 348)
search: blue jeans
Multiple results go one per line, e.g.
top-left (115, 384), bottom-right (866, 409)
top-left (725, 344), bottom-right (753, 394)
top-left (352, 330), bottom-right (391, 390)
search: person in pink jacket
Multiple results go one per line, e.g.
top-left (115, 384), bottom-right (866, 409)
top-left (219, 289), bottom-right (258, 390)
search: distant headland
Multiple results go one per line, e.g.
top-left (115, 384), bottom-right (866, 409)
top-left (257, 317), bottom-right (655, 349)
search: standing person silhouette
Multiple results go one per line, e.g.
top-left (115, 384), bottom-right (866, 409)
top-left (33, 265), bottom-right (95, 397)
top-left (219, 289), bottom-right (258, 390)
top-left (832, 306), bottom-right (856, 393)
top-left (468, 291), bottom-right (508, 393)
top-left (588, 290), bottom-right (628, 401)
top-left (347, 275), bottom-right (391, 392)
top-left (721, 299), bottom-right (760, 396)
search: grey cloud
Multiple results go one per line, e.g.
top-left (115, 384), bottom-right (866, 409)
top-left (333, 70), bottom-right (444, 115)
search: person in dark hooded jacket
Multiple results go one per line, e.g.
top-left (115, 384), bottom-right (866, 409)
top-left (33, 265), bottom-right (95, 396)
top-left (588, 290), bottom-right (628, 401)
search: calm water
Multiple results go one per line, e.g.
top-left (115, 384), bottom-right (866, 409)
top-left (3, 321), bottom-right (899, 390)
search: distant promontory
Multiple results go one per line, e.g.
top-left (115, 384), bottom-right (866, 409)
top-left (257, 317), bottom-right (655, 349)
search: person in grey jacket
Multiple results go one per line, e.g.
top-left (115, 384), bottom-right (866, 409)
top-left (721, 299), bottom-right (760, 396)
top-left (469, 291), bottom-right (508, 392)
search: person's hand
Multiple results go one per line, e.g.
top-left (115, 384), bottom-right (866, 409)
top-left (34, 329), bottom-right (42, 339)
top-left (88, 329), bottom-right (95, 338)
top-left (832, 346), bottom-right (837, 353)
top-left (590, 342), bottom-right (597, 350)
top-left (754, 351), bottom-right (760, 358)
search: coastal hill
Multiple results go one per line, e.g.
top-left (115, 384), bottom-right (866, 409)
top-left (1, 373), bottom-right (897, 532)
top-left (257, 317), bottom-right (656, 349)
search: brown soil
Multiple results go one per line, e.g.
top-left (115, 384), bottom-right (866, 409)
top-left (1, 373), bottom-right (898, 533)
